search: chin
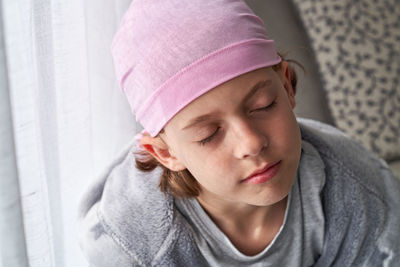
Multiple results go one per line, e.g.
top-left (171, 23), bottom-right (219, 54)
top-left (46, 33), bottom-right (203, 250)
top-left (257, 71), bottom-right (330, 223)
top-left (252, 174), bottom-right (296, 206)
top-left (247, 189), bottom-right (291, 207)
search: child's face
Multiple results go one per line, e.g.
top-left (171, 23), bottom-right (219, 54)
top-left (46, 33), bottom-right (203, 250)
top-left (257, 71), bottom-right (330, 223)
top-left (161, 65), bottom-right (301, 207)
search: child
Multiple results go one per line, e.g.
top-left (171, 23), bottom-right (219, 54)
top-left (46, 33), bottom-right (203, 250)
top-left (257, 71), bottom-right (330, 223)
top-left (78, 0), bottom-right (400, 266)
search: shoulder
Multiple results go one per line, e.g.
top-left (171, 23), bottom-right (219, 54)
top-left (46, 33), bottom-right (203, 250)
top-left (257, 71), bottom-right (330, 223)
top-left (77, 141), bottom-right (183, 266)
top-left (298, 118), bottom-right (400, 265)
top-left (297, 117), bottom-right (396, 200)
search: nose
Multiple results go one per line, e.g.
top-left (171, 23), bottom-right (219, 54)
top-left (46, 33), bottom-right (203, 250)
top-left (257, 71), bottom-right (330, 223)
top-left (232, 119), bottom-right (268, 159)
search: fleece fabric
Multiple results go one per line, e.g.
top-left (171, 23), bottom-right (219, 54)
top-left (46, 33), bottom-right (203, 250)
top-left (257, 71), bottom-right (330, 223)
top-left (78, 118), bottom-right (400, 266)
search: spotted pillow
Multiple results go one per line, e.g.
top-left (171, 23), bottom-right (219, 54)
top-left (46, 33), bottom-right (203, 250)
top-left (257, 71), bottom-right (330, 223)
top-left (292, 0), bottom-right (400, 160)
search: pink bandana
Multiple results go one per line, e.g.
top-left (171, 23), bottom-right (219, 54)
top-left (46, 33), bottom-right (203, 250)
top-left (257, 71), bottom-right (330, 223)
top-left (112, 0), bottom-right (281, 137)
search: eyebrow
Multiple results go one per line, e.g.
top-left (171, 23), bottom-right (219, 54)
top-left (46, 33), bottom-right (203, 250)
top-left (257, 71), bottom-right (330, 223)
top-left (182, 79), bottom-right (271, 131)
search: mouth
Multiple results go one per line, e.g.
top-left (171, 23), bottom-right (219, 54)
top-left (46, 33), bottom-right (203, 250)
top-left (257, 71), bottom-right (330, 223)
top-left (241, 160), bottom-right (282, 184)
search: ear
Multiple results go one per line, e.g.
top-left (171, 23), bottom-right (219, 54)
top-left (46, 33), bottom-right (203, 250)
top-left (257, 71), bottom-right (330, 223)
top-left (279, 61), bottom-right (296, 109)
top-left (140, 134), bottom-right (187, 172)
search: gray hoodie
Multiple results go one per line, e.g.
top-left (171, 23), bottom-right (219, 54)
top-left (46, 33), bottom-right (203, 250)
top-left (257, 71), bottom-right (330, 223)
top-left (78, 118), bottom-right (400, 266)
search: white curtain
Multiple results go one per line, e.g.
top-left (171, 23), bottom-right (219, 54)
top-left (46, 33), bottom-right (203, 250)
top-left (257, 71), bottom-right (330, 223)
top-left (0, 0), bottom-right (136, 266)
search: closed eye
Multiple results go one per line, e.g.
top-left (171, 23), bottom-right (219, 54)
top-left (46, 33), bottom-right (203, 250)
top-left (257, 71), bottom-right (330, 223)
top-left (198, 127), bottom-right (220, 146)
top-left (252, 100), bottom-right (277, 113)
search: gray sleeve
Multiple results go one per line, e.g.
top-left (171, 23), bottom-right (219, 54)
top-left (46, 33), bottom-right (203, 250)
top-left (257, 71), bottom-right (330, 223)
top-left (77, 141), bottom-right (145, 267)
top-left (78, 203), bottom-right (143, 267)
top-left (367, 159), bottom-right (400, 266)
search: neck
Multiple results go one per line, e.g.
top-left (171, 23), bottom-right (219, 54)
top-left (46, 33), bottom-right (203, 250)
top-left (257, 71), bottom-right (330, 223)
top-left (196, 193), bottom-right (288, 255)
top-left (196, 193), bottom-right (288, 236)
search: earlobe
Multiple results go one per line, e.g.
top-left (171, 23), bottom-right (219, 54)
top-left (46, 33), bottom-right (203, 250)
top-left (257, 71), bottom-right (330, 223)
top-left (140, 134), bottom-right (186, 171)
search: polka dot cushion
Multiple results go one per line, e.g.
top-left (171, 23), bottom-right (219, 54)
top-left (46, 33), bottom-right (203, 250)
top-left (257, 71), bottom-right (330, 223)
top-left (292, 0), bottom-right (400, 160)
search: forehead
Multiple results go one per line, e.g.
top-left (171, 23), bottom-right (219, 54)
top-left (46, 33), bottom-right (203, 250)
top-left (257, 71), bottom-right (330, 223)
top-left (166, 67), bottom-right (278, 130)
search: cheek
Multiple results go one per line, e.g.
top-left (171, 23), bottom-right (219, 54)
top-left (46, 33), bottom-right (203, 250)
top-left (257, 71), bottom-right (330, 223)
top-left (269, 105), bottom-right (301, 154)
top-left (182, 148), bottom-right (234, 186)
top-left (186, 151), bottom-right (222, 174)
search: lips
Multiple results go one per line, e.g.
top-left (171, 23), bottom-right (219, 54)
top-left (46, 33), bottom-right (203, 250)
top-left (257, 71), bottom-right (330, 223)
top-left (241, 161), bottom-right (281, 184)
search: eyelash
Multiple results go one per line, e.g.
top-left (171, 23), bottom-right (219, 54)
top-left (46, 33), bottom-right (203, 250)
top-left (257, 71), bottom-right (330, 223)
top-left (254, 100), bottom-right (277, 112)
top-left (199, 127), bottom-right (220, 146)
top-left (197, 101), bottom-right (277, 146)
